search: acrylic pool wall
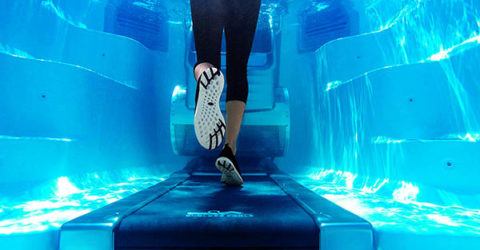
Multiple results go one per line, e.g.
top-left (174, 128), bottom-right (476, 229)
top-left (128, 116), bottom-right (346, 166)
top-left (0, 0), bottom-right (188, 249)
top-left (291, 0), bottom-right (480, 249)
top-left (275, 0), bottom-right (480, 186)
top-left (311, 0), bottom-right (480, 191)
top-left (1, 0), bottom-right (480, 250)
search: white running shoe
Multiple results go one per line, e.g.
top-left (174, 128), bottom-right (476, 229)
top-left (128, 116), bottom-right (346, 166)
top-left (215, 144), bottom-right (243, 186)
top-left (194, 67), bottom-right (226, 150)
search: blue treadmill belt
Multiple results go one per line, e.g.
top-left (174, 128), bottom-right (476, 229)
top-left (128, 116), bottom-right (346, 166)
top-left (115, 175), bottom-right (319, 249)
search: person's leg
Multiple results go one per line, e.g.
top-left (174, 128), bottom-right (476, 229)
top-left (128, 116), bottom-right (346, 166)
top-left (215, 0), bottom-right (260, 186)
top-left (191, 0), bottom-right (226, 115)
top-left (224, 101), bottom-right (245, 155)
top-left (190, 0), bottom-right (223, 77)
top-left (190, 0), bottom-right (228, 150)
top-left (224, 0), bottom-right (261, 154)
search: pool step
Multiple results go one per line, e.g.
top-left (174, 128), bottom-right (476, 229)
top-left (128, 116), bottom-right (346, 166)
top-left (320, 44), bottom-right (480, 140)
top-left (0, 53), bottom-right (158, 184)
top-left (0, 135), bottom-right (73, 184)
top-left (316, 24), bottom-right (480, 93)
top-left (0, 1), bottom-right (153, 89)
top-left (370, 139), bottom-right (480, 192)
top-left (318, 44), bottom-right (480, 191)
top-left (0, 134), bottom-right (155, 185)
top-left (316, 28), bottom-right (398, 89)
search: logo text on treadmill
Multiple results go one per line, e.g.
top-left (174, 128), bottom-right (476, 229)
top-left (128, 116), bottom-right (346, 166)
top-left (186, 210), bottom-right (254, 218)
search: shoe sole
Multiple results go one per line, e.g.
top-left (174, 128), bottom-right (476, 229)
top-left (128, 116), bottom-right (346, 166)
top-left (215, 157), bottom-right (244, 186)
top-left (194, 67), bottom-right (226, 150)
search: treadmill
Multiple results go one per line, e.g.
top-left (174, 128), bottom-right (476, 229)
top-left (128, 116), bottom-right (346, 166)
top-left (59, 2), bottom-right (373, 249)
top-left (60, 158), bottom-right (372, 250)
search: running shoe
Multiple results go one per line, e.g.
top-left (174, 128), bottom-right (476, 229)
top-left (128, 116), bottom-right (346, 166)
top-left (194, 67), bottom-right (226, 150)
top-left (215, 144), bottom-right (243, 186)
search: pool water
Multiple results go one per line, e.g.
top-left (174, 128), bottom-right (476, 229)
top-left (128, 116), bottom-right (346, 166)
top-left (0, 168), bottom-right (166, 234)
top-left (1, 0), bottom-right (480, 249)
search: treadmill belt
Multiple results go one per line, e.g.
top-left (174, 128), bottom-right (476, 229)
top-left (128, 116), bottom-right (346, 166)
top-left (115, 175), bottom-right (319, 250)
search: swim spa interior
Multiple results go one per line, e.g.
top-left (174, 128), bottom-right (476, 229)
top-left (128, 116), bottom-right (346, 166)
top-left (1, 0), bottom-right (480, 249)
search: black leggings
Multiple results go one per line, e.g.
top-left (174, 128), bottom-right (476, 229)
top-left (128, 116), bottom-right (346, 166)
top-left (190, 0), bottom-right (261, 104)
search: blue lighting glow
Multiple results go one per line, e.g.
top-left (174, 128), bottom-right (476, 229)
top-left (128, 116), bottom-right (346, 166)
top-left (0, 169), bottom-right (166, 235)
top-left (299, 169), bottom-right (480, 236)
